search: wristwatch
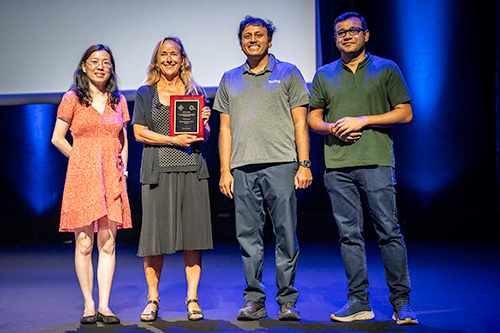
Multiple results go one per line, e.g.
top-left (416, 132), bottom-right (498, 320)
top-left (298, 160), bottom-right (311, 168)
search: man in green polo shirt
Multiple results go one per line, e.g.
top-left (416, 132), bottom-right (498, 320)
top-left (309, 11), bottom-right (418, 325)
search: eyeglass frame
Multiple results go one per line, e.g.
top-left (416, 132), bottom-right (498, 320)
top-left (334, 27), bottom-right (367, 38)
top-left (85, 59), bottom-right (113, 70)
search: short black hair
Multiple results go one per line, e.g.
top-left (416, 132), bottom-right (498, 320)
top-left (238, 15), bottom-right (276, 43)
top-left (334, 12), bottom-right (368, 30)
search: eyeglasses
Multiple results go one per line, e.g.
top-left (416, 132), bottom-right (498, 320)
top-left (335, 27), bottom-right (366, 38)
top-left (86, 60), bottom-right (112, 69)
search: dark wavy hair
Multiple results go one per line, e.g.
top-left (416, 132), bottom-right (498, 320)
top-left (334, 12), bottom-right (368, 30)
top-left (238, 15), bottom-right (276, 44)
top-left (70, 44), bottom-right (120, 109)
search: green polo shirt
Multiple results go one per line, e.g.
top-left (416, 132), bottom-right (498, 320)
top-left (310, 54), bottom-right (412, 169)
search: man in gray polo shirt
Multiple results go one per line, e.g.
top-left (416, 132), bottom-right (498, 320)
top-left (213, 15), bottom-right (312, 321)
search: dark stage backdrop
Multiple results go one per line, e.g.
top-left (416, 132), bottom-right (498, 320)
top-left (0, 0), bottom-right (498, 245)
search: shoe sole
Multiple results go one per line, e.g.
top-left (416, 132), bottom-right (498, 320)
top-left (140, 311), bottom-right (158, 322)
top-left (80, 316), bottom-right (97, 325)
top-left (237, 308), bottom-right (268, 320)
top-left (392, 313), bottom-right (419, 325)
top-left (330, 310), bottom-right (375, 322)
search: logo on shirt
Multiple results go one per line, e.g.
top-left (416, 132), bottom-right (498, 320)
top-left (268, 79), bottom-right (281, 84)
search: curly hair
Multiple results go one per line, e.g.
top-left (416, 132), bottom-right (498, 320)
top-left (237, 15), bottom-right (276, 44)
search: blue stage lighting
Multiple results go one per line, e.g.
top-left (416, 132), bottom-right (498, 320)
top-left (395, 0), bottom-right (465, 196)
top-left (13, 104), bottom-right (60, 215)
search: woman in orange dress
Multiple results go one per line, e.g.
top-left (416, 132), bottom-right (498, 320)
top-left (51, 44), bottom-right (132, 325)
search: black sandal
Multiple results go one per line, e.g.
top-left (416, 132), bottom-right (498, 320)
top-left (186, 299), bottom-right (204, 321)
top-left (140, 300), bottom-right (159, 322)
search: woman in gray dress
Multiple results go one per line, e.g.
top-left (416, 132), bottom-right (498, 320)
top-left (132, 36), bottom-right (212, 322)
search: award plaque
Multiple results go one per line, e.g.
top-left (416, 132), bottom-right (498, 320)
top-left (169, 95), bottom-right (204, 138)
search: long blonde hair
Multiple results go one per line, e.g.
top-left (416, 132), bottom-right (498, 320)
top-left (141, 36), bottom-right (201, 95)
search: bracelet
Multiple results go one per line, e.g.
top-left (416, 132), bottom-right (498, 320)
top-left (330, 123), bottom-right (335, 134)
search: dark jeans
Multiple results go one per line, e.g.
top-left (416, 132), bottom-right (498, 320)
top-left (233, 162), bottom-right (299, 305)
top-left (324, 165), bottom-right (411, 306)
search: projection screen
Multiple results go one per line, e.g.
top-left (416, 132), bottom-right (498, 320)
top-left (0, 0), bottom-right (315, 103)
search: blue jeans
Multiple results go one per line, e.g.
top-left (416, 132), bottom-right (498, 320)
top-left (233, 162), bottom-right (299, 304)
top-left (324, 165), bottom-right (411, 306)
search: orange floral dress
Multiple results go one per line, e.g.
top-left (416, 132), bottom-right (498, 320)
top-left (57, 91), bottom-right (132, 232)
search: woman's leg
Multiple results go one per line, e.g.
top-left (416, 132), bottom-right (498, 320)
top-left (184, 250), bottom-right (202, 319)
top-left (140, 255), bottom-right (163, 320)
top-left (96, 217), bottom-right (117, 315)
top-left (74, 224), bottom-right (96, 317)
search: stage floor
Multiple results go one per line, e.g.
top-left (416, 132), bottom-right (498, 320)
top-left (1, 240), bottom-right (499, 332)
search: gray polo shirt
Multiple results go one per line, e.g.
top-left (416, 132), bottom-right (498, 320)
top-left (213, 54), bottom-right (310, 169)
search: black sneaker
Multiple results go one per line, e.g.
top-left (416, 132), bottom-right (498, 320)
top-left (278, 302), bottom-right (300, 321)
top-left (237, 300), bottom-right (267, 320)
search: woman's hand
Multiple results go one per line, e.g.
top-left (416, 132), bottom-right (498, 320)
top-left (202, 106), bottom-right (211, 141)
top-left (201, 106), bottom-right (211, 126)
top-left (172, 134), bottom-right (203, 147)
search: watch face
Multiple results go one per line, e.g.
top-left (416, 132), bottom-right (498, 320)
top-left (299, 160), bottom-right (311, 168)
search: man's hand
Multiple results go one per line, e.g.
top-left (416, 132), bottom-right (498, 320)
top-left (335, 130), bottom-right (363, 143)
top-left (294, 167), bottom-right (313, 189)
top-left (332, 116), bottom-right (366, 142)
top-left (219, 171), bottom-right (234, 199)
